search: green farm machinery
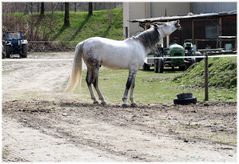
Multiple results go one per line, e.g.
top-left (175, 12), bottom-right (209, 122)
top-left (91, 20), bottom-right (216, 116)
top-left (143, 42), bottom-right (201, 73)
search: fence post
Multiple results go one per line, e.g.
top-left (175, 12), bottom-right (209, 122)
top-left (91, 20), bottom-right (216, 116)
top-left (204, 52), bottom-right (209, 101)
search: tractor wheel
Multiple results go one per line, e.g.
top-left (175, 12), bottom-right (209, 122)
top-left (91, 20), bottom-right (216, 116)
top-left (21, 44), bottom-right (28, 58)
top-left (2, 46), bottom-right (6, 59)
top-left (189, 58), bottom-right (196, 66)
top-left (155, 59), bottom-right (164, 73)
top-left (2, 51), bottom-right (6, 59)
top-left (172, 66), bottom-right (175, 71)
top-left (179, 65), bottom-right (186, 71)
top-left (5, 46), bottom-right (11, 58)
top-left (159, 59), bottom-right (164, 73)
top-left (154, 59), bottom-right (159, 73)
top-left (143, 63), bottom-right (150, 71)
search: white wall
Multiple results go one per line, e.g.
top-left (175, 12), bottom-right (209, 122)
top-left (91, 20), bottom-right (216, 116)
top-left (191, 2), bottom-right (237, 13)
top-left (123, 2), bottom-right (190, 37)
top-left (151, 2), bottom-right (190, 17)
top-left (123, 2), bottom-right (150, 37)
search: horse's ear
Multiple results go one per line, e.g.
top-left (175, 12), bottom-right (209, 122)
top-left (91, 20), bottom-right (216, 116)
top-left (150, 23), bottom-right (158, 29)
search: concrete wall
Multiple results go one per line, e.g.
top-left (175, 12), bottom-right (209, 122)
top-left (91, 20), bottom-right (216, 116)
top-left (123, 2), bottom-right (149, 37)
top-left (150, 2), bottom-right (190, 17)
top-left (191, 2), bottom-right (237, 14)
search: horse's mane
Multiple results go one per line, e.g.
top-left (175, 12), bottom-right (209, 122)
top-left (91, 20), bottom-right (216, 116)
top-left (133, 25), bottom-right (160, 49)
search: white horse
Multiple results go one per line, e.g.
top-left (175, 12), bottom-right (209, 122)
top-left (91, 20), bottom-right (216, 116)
top-left (65, 20), bottom-right (181, 107)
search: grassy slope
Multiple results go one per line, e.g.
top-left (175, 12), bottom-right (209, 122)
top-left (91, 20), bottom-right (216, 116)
top-left (50, 8), bottom-right (123, 44)
top-left (13, 8), bottom-right (123, 46)
top-left (174, 57), bottom-right (237, 88)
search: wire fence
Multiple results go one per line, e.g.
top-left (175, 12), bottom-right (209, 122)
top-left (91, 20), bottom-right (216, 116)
top-left (2, 52), bottom-right (237, 102)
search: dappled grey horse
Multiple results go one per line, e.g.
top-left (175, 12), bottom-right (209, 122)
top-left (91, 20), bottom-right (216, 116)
top-left (65, 20), bottom-right (181, 106)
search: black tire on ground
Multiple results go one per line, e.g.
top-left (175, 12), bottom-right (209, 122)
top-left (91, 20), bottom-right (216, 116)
top-left (21, 44), bottom-right (28, 58)
top-left (5, 46), bottom-right (11, 58)
top-left (174, 97), bottom-right (197, 105)
top-left (143, 63), bottom-right (150, 71)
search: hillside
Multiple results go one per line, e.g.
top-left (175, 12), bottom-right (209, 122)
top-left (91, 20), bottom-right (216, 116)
top-left (6, 8), bottom-right (123, 49)
top-left (174, 57), bottom-right (237, 88)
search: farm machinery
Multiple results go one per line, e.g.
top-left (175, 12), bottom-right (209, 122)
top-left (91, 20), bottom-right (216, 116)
top-left (2, 31), bottom-right (28, 58)
top-left (143, 41), bottom-right (201, 73)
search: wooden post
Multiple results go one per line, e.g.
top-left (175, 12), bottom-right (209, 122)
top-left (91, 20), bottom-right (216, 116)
top-left (204, 52), bottom-right (209, 101)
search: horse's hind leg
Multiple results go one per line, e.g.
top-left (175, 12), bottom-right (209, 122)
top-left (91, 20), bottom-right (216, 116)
top-left (129, 77), bottom-right (136, 107)
top-left (92, 66), bottom-right (106, 106)
top-left (86, 68), bottom-right (98, 104)
top-left (122, 69), bottom-right (137, 107)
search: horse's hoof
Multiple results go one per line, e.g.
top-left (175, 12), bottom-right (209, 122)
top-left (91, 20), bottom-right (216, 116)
top-left (122, 104), bottom-right (128, 108)
top-left (101, 101), bottom-right (107, 106)
top-left (131, 103), bottom-right (137, 107)
top-left (93, 101), bottom-right (99, 105)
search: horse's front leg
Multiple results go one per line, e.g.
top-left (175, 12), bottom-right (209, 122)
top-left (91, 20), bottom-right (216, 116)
top-left (122, 69), bottom-right (137, 107)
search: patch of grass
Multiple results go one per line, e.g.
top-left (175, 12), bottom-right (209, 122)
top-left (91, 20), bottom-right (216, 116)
top-left (174, 57), bottom-right (237, 88)
top-left (11, 8), bottom-right (123, 47)
top-left (73, 68), bottom-right (236, 104)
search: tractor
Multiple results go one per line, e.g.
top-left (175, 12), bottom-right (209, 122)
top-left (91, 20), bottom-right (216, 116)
top-left (2, 32), bottom-right (28, 58)
top-left (143, 41), bottom-right (201, 73)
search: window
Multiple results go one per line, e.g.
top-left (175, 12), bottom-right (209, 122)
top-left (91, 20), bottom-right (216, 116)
top-left (205, 25), bottom-right (218, 39)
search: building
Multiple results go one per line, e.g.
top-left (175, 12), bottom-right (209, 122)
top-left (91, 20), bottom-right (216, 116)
top-left (123, 2), bottom-right (237, 50)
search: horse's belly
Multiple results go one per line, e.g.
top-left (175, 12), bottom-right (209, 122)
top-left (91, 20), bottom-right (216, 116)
top-left (101, 55), bottom-right (130, 69)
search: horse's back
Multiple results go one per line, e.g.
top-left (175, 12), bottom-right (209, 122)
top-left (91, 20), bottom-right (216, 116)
top-left (83, 37), bottom-right (127, 48)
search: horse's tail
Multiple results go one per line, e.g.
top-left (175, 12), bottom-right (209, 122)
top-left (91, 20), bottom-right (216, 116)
top-left (65, 42), bottom-right (84, 92)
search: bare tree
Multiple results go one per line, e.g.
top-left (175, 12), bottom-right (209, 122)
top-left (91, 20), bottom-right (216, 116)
top-left (88, 2), bottom-right (93, 16)
top-left (24, 3), bottom-right (33, 15)
top-left (40, 2), bottom-right (44, 16)
top-left (64, 2), bottom-right (70, 27)
top-left (107, 3), bottom-right (113, 25)
top-left (74, 3), bottom-right (77, 12)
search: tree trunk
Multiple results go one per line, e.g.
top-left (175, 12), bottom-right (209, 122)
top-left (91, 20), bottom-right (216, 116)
top-left (37, 3), bottom-right (40, 13)
top-left (88, 2), bottom-right (93, 16)
top-left (74, 3), bottom-right (77, 12)
top-left (107, 3), bottom-right (113, 25)
top-left (64, 2), bottom-right (70, 27)
top-left (40, 2), bottom-right (44, 16)
top-left (29, 2), bottom-right (33, 14)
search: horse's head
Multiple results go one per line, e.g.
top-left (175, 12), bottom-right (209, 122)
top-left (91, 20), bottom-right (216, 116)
top-left (154, 20), bottom-right (181, 37)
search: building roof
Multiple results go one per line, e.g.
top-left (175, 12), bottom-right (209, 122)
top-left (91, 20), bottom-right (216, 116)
top-left (130, 10), bottom-right (237, 23)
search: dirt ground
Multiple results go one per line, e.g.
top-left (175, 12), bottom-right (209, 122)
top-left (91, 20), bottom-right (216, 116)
top-left (2, 52), bottom-right (237, 162)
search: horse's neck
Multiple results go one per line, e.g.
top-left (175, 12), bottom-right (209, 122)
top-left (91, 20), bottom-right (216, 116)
top-left (134, 28), bottom-right (161, 51)
top-left (157, 29), bottom-right (165, 39)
